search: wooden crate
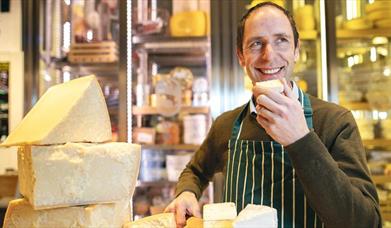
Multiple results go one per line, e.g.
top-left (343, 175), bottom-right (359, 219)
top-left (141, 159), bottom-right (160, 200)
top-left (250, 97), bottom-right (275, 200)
top-left (0, 175), bottom-right (17, 198)
top-left (68, 41), bottom-right (118, 63)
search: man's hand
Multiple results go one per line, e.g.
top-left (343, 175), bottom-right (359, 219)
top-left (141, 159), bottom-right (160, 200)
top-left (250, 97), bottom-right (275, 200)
top-left (164, 191), bottom-right (201, 228)
top-left (252, 78), bottom-right (310, 146)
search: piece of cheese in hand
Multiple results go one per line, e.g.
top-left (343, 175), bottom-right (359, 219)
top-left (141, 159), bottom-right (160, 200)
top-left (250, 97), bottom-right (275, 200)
top-left (233, 204), bottom-right (278, 228)
top-left (3, 198), bottom-right (130, 228)
top-left (203, 202), bottom-right (237, 221)
top-left (18, 142), bottom-right (141, 209)
top-left (2, 75), bottom-right (111, 146)
top-left (256, 79), bottom-right (284, 93)
top-left (123, 213), bottom-right (175, 228)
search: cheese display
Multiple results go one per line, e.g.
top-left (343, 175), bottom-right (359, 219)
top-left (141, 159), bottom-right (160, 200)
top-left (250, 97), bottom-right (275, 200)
top-left (233, 204), bottom-right (277, 228)
top-left (3, 198), bottom-right (130, 228)
top-left (1, 75), bottom-right (111, 146)
top-left (2, 75), bottom-right (142, 227)
top-left (256, 79), bottom-right (284, 93)
top-left (203, 202), bottom-right (237, 221)
top-left (123, 213), bottom-right (176, 228)
top-left (18, 142), bottom-right (141, 209)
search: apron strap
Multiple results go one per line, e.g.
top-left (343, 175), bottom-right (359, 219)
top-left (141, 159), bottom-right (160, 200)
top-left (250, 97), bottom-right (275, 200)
top-left (230, 87), bottom-right (314, 140)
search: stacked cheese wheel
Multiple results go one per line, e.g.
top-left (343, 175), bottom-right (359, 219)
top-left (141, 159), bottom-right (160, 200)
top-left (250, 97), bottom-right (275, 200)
top-left (2, 75), bottom-right (141, 228)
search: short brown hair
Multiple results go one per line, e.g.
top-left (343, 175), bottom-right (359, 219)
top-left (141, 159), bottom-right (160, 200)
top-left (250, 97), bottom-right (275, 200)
top-left (237, 2), bottom-right (299, 53)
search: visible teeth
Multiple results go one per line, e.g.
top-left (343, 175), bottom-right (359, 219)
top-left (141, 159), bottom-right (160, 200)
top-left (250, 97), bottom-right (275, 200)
top-left (261, 68), bottom-right (280, 74)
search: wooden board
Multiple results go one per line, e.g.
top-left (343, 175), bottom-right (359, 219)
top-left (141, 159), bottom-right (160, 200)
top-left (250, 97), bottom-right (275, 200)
top-left (0, 175), bottom-right (18, 198)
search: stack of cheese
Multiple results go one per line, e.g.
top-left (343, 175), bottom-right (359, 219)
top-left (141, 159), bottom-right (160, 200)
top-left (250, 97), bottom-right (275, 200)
top-left (203, 202), bottom-right (277, 228)
top-left (2, 75), bottom-right (141, 228)
top-left (123, 213), bottom-right (176, 228)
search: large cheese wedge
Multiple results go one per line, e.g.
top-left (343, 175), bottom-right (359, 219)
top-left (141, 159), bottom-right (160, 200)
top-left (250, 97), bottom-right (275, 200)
top-left (3, 198), bottom-right (130, 228)
top-left (2, 75), bottom-right (111, 146)
top-left (233, 204), bottom-right (277, 228)
top-left (256, 79), bottom-right (284, 93)
top-left (123, 213), bottom-right (175, 228)
top-left (18, 142), bottom-right (141, 209)
top-left (203, 202), bottom-right (237, 221)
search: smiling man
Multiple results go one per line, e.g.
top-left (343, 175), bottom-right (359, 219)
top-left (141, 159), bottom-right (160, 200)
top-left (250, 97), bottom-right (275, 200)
top-left (165, 2), bottom-right (381, 228)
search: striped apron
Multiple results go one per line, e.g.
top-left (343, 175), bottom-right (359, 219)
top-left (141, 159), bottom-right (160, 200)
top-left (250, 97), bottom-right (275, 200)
top-left (223, 89), bottom-right (324, 228)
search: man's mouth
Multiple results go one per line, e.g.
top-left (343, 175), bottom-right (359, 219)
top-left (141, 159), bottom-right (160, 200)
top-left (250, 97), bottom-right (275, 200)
top-left (257, 67), bottom-right (284, 75)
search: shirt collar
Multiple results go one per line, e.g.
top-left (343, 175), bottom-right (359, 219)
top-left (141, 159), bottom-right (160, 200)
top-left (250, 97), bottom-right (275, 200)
top-left (250, 80), bottom-right (300, 116)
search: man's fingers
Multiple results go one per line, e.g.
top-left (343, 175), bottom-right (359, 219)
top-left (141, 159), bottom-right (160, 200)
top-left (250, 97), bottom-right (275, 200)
top-left (175, 205), bottom-right (187, 227)
top-left (189, 204), bottom-right (201, 218)
top-left (163, 203), bottom-right (175, 213)
top-left (281, 78), bottom-right (296, 99)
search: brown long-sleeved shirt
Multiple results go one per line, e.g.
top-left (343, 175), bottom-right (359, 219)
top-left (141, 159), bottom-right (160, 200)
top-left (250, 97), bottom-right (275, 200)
top-left (176, 95), bottom-right (381, 228)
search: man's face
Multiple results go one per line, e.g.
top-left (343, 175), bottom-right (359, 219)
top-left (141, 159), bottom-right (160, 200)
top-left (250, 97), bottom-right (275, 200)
top-left (237, 6), bottom-right (300, 85)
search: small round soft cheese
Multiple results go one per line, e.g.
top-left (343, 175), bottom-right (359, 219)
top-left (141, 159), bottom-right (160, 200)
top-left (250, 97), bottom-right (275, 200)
top-left (256, 79), bottom-right (284, 93)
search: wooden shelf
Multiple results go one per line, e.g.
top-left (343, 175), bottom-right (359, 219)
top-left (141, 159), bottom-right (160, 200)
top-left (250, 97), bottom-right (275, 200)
top-left (132, 35), bottom-right (210, 53)
top-left (132, 106), bottom-right (209, 115)
top-left (340, 102), bottom-right (370, 110)
top-left (372, 175), bottom-right (391, 184)
top-left (363, 139), bottom-right (391, 149)
top-left (142, 144), bottom-right (200, 151)
top-left (337, 28), bottom-right (391, 39)
top-left (340, 102), bottom-right (391, 111)
top-left (136, 180), bottom-right (177, 187)
top-left (299, 30), bottom-right (318, 40)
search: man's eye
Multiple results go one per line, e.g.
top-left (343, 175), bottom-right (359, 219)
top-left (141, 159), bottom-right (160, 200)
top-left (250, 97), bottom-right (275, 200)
top-left (276, 37), bottom-right (288, 43)
top-left (249, 41), bottom-right (262, 49)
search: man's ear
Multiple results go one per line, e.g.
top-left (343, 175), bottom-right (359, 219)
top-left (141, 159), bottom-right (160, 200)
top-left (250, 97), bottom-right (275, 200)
top-left (294, 40), bottom-right (301, 62)
top-left (236, 48), bottom-right (245, 67)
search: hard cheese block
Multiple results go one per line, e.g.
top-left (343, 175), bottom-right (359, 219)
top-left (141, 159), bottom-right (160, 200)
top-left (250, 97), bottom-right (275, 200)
top-left (123, 213), bottom-right (175, 228)
top-left (2, 75), bottom-right (111, 146)
top-left (203, 202), bottom-right (237, 228)
top-left (18, 142), bottom-right (141, 209)
top-left (3, 198), bottom-right (130, 228)
top-left (233, 204), bottom-right (277, 228)
top-left (203, 202), bottom-right (237, 221)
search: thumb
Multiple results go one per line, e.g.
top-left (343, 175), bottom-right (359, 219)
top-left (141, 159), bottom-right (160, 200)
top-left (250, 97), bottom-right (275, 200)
top-left (189, 204), bottom-right (201, 218)
top-left (281, 78), bottom-right (295, 99)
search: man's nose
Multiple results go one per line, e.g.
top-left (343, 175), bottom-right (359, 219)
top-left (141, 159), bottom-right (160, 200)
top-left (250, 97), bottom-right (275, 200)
top-left (261, 43), bottom-right (274, 61)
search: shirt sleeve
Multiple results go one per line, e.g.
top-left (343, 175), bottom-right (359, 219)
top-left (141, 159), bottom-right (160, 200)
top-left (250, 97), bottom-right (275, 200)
top-left (175, 117), bottom-right (226, 199)
top-left (286, 110), bottom-right (381, 228)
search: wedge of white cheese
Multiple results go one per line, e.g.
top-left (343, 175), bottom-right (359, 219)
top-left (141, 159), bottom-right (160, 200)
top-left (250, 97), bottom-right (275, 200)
top-left (203, 202), bottom-right (237, 228)
top-left (203, 202), bottom-right (237, 221)
top-left (18, 142), bottom-right (141, 209)
top-left (256, 79), bottom-right (284, 93)
top-left (123, 213), bottom-right (175, 228)
top-left (233, 204), bottom-right (277, 228)
top-left (2, 75), bottom-right (111, 146)
top-left (3, 198), bottom-right (130, 228)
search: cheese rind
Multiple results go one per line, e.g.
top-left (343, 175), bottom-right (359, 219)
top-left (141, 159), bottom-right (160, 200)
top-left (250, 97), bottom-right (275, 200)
top-left (2, 75), bottom-right (112, 146)
top-left (3, 198), bottom-right (130, 228)
top-left (256, 79), bottom-right (284, 93)
top-left (123, 213), bottom-right (175, 228)
top-left (203, 202), bottom-right (237, 221)
top-left (18, 142), bottom-right (141, 209)
top-left (233, 204), bottom-right (277, 228)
